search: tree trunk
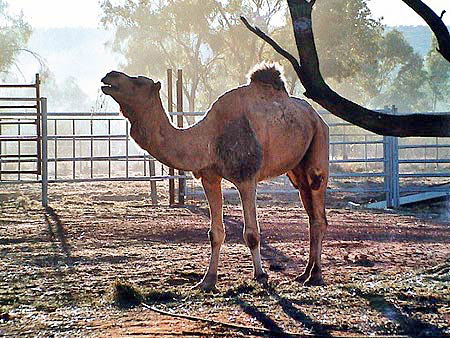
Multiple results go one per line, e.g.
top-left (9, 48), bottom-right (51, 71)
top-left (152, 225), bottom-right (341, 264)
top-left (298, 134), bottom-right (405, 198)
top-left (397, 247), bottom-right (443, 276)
top-left (241, 1), bottom-right (450, 137)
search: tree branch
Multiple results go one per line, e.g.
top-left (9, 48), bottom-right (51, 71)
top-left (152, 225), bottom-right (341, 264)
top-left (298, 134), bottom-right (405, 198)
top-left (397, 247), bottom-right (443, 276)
top-left (240, 1), bottom-right (450, 137)
top-left (401, 0), bottom-right (450, 62)
top-left (241, 16), bottom-right (305, 84)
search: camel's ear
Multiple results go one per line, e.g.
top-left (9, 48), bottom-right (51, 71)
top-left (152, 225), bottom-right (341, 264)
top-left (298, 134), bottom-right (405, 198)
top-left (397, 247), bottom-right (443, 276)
top-left (155, 81), bottom-right (161, 91)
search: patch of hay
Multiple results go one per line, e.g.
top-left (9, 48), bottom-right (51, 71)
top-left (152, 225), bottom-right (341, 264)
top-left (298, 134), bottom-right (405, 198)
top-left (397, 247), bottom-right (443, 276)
top-left (145, 289), bottom-right (178, 304)
top-left (107, 279), bottom-right (144, 308)
top-left (223, 281), bottom-right (256, 298)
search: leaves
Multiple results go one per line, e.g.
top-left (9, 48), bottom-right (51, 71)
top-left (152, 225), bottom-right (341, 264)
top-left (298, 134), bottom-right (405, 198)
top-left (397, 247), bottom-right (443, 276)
top-left (0, 0), bottom-right (32, 75)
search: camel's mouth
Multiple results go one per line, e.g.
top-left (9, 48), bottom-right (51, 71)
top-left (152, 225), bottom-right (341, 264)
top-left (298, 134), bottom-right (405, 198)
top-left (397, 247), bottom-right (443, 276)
top-left (101, 81), bottom-right (119, 95)
top-left (101, 72), bottom-right (122, 95)
top-left (101, 85), bottom-right (118, 95)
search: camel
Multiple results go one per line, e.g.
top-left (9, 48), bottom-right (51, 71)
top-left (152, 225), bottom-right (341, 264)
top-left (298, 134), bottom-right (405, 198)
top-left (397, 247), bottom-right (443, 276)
top-left (101, 64), bottom-right (329, 290)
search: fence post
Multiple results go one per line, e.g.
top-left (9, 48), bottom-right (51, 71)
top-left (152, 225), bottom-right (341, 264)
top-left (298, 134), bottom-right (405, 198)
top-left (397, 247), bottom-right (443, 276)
top-left (384, 135), bottom-right (393, 208)
top-left (391, 105), bottom-right (400, 208)
top-left (392, 135), bottom-right (400, 207)
top-left (41, 97), bottom-right (48, 208)
top-left (177, 69), bottom-right (185, 205)
top-left (149, 158), bottom-right (158, 205)
top-left (167, 69), bottom-right (175, 205)
top-left (383, 105), bottom-right (400, 209)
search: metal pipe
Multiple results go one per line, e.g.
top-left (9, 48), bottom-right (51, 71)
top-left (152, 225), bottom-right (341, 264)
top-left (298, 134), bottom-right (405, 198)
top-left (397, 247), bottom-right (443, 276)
top-left (41, 98), bottom-right (48, 207)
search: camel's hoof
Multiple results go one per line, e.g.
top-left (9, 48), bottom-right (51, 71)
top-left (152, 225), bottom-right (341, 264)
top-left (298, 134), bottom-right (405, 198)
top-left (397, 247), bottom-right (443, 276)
top-left (303, 277), bottom-right (325, 287)
top-left (254, 272), bottom-right (269, 284)
top-left (192, 279), bottom-right (218, 292)
top-left (295, 273), bottom-right (309, 284)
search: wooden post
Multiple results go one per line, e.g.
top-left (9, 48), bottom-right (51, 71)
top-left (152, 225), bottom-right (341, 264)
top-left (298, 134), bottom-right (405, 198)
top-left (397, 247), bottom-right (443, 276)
top-left (177, 69), bottom-right (185, 205)
top-left (167, 69), bottom-right (175, 205)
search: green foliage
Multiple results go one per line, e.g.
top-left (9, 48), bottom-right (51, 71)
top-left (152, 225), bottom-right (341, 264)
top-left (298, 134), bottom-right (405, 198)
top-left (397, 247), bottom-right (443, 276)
top-left (313, 0), bottom-right (383, 82)
top-left (101, 0), bottom-right (224, 111)
top-left (0, 0), bottom-right (32, 75)
top-left (101, 0), bottom-right (449, 113)
top-left (367, 30), bottom-right (430, 112)
top-left (100, 0), bottom-right (286, 111)
top-left (425, 38), bottom-right (450, 111)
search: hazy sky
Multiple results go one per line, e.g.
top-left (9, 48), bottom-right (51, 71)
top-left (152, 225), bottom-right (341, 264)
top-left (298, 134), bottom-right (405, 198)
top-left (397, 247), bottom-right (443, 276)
top-left (7, 0), bottom-right (450, 28)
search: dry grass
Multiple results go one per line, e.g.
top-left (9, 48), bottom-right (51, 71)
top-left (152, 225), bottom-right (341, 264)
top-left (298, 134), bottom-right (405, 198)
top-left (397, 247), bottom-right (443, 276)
top-left (0, 182), bottom-right (449, 336)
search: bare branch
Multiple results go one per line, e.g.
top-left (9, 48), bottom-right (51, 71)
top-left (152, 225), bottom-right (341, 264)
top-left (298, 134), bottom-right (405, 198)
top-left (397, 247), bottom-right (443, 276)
top-left (240, 16), bottom-right (304, 82)
top-left (241, 2), bottom-right (450, 137)
top-left (440, 10), bottom-right (446, 19)
top-left (401, 0), bottom-right (450, 62)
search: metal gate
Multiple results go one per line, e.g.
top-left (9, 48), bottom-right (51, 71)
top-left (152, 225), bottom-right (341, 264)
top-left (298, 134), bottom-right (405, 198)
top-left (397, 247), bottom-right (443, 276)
top-left (0, 74), bottom-right (42, 182)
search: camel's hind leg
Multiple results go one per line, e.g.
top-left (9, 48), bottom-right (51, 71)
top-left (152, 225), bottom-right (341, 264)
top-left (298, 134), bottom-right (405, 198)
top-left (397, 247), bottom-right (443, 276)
top-left (288, 133), bottom-right (329, 286)
top-left (195, 175), bottom-right (225, 291)
top-left (236, 180), bottom-right (266, 280)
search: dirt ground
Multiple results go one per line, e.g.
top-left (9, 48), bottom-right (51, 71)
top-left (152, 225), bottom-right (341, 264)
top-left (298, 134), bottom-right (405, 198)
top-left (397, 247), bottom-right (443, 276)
top-left (0, 181), bottom-right (449, 337)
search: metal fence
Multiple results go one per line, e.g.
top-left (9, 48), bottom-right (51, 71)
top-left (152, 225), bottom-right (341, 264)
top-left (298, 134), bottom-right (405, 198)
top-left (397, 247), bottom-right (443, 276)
top-left (183, 110), bottom-right (450, 208)
top-left (1, 97), bottom-right (450, 208)
top-left (0, 75), bottom-right (42, 181)
top-left (0, 102), bottom-right (188, 206)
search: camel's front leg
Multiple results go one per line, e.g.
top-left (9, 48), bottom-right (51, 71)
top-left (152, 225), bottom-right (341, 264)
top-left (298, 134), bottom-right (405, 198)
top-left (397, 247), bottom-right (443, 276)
top-left (237, 181), bottom-right (266, 280)
top-left (195, 176), bottom-right (224, 291)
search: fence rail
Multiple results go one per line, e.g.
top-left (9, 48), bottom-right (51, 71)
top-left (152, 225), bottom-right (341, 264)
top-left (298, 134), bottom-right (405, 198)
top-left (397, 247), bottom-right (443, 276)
top-left (1, 76), bottom-right (449, 208)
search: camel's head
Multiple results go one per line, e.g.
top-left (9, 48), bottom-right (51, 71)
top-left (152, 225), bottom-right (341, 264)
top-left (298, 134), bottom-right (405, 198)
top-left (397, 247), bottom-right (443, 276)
top-left (101, 71), bottom-right (161, 121)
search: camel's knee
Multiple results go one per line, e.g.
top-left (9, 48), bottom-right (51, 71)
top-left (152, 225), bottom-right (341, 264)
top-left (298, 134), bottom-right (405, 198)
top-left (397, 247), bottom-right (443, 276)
top-left (307, 168), bottom-right (326, 191)
top-left (208, 227), bottom-right (225, 247)
top-left (244, 231), bottom-right (260, 250)
top-left (315, 218), bottom-right (328, 231)
top-left (309, 219), bottom-right (328, 242)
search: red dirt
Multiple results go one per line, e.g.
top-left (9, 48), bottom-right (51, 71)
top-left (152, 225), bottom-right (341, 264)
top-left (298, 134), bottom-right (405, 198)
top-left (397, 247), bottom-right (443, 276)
top-left (0, 182), bottom-right (449, 337)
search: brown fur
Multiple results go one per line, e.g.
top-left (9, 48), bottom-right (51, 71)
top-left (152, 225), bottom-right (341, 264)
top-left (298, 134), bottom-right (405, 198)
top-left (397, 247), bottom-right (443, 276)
top-left (216, 117), bottom-right (262, 182)
top-left (101, 65), bottom-right (329, 289)
top-left (249, 63), bottom-right (286, 91)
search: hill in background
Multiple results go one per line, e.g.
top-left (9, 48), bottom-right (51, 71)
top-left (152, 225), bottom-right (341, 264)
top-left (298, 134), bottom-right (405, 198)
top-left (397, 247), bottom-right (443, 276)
top-left (392, 25), bottom-right (440, 57)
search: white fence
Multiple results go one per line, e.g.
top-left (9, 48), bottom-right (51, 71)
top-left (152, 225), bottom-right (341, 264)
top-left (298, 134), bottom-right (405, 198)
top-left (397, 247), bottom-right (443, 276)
top-left (1, 101), bottom-right (450, 208)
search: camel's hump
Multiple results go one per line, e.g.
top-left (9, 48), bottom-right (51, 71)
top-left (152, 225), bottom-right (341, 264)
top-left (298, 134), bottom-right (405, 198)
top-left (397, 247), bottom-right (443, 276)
top-left (249, 63), bottom-right (286, 91)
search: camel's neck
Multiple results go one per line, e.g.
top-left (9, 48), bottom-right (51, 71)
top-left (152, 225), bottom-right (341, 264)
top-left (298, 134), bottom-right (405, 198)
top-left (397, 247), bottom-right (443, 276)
top-left (130, 95), bottom-right (212, 172)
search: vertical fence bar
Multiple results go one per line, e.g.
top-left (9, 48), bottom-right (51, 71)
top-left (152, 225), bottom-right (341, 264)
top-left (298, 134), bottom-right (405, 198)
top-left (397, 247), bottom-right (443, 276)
top-left (0, 122), bottom-right (2, 181)
top-left (167, 69), bottom-right (175, 205)
top-left (392, 136), bottom-right (400, 208)
top-left (35, 74), bottom-right (42, 175)
top-left (383, 105), bottom-right (400, 209)
top-left (108, 119), bottom-right (111, 179)
top-left (436, 137), bottom-right (439, 169)
top-left (54, 120), bottom-right (58, 180)
top-left (90, 117), bottom-right (94, 178)
top-left (150, 159), bottom-right (158, 205)
top-left (391, 105), bottom-right (400, 208)
top-left (343, 126), bottom-right (348, 160)
top-left (177, 69), bottom-right (185, 205)
top-left (125, 121), bottom-right (129, 178)
top-left (72, 120), bottom-right (76, 180)
top-left (41, 98), bottom-right (48, 207)
top-left (144, 153), bottom-right (147, 177)
top-left (384, 135), bottom-right (393, 208)
top-left (17, 122), bottom-right (21, 181)
top-left (364, 135), bottom-right (368, 171)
